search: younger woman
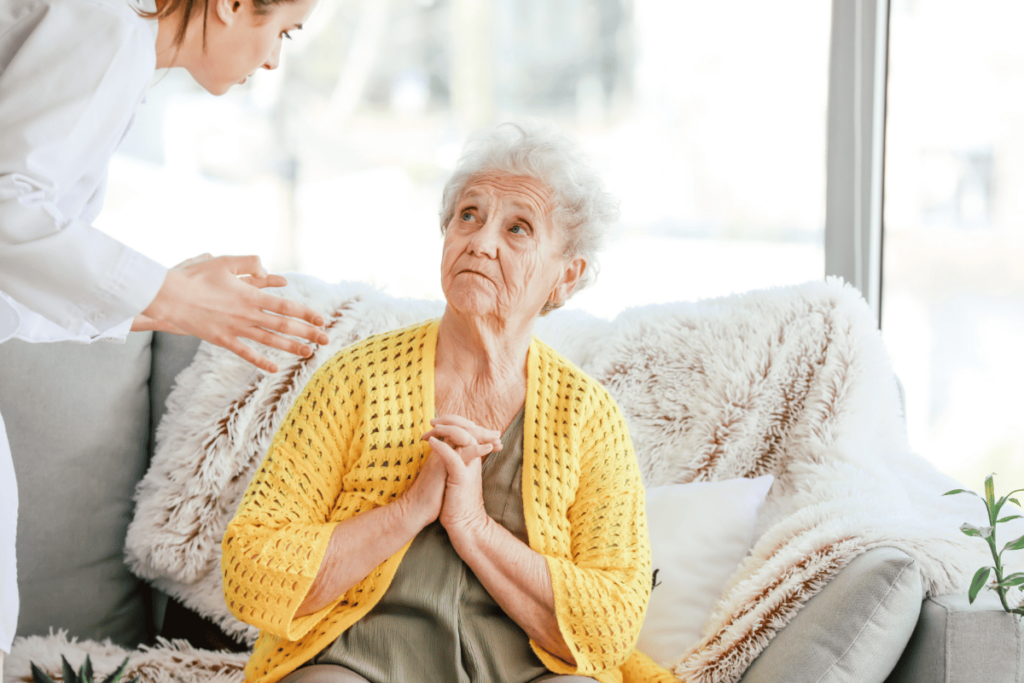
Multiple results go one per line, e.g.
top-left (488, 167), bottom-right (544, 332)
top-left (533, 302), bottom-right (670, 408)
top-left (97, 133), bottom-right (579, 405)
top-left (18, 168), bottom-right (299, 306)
top-left (0, 0), bottom-right (323, 667)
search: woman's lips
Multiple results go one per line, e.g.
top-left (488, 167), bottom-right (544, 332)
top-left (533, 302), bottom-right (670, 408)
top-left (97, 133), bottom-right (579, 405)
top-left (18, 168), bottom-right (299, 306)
top-left (457, 269), bottom-right (497, 287)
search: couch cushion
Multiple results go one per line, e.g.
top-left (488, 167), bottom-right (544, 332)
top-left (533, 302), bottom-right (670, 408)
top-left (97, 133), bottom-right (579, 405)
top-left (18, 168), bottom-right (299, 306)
top-left (0, 333), bottom-right (153, 646)
top-left (886, 592), bottom-right (1024, 683)
top-left (148, 331), bottom-right (202, 449)
top-left (739, 546), bottom-right (922, 683)
top-left (146, 331), bottom-right (202, 633)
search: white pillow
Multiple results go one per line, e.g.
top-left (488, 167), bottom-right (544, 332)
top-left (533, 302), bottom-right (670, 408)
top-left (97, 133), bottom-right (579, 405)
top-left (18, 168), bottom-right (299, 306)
top-left (638, 475), bottom-right (775, 667)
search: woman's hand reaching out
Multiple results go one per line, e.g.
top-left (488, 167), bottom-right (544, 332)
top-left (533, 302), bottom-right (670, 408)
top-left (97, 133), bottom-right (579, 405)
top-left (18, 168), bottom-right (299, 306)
top-left (131, 254), bottom-right (211, 335)
top-left (139, 254), bottom-right (330, 373)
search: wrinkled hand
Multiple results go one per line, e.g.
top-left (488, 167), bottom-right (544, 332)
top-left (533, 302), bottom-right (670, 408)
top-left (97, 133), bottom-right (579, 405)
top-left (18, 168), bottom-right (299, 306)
top-left (422, 415), bottom-right (502, 534)
top-left (397, 448), bottom-right (449, 531)
top-left (142, 254), bottom-right (329, 373)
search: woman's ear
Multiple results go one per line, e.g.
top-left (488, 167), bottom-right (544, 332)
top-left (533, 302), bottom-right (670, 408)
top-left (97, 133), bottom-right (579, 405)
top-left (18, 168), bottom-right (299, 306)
top-left (213, 0), bottom-right (243, 26)
top-left (550, 257), bottom-right (586, 307)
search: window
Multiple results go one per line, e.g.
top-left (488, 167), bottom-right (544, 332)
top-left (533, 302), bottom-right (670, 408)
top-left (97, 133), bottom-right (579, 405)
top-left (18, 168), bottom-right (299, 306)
top-left (97, 0), bottom-right (831, 319)
top-left (882, 0), bottom-right (1024, 486)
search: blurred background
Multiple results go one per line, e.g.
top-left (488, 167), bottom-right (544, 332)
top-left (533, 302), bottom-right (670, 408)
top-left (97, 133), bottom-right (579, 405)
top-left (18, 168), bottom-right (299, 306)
top-left (884, 0), bottom-right (1024, 488)
top-left (95, 0), bottom-right (1023, 488)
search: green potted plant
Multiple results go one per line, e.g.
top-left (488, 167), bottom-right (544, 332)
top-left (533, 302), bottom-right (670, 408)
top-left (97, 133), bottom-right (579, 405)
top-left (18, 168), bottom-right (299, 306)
top-left (30, 655), bottom-right (137, 683)
top-left (945, 473), bottom-right (1024, 616)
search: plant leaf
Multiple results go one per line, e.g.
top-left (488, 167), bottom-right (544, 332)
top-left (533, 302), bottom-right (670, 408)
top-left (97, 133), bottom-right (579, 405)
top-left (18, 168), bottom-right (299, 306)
top-left (99, 657), bottom-right (132, 683)
top-left (62, 656), bottom-right (76, 683)
top-left (993, 490), bottom-right (1024, 516)
top-left (82, 656), bottom-right (94, 683)
top-left (995, 495), bottom-right (1010, 518)
top-left (1003, 534), bottom-right (1024, 553)
top-left (985, 473), bottom-right (996, 507)
top-left (1010, 497), bottom-right (1022, 508)
top-left (999, 575), bottom-right (1024, 589)
top-left (31, 662), bottom-right (59, 683)
top-left (961, 523), bottom-right (994, 538)
top-left (997, 515), bottom-right (1023, 524)
top-left (944, 489), bottom-right (980, 498)
top-left (969, 566), bottom-right (991, 603)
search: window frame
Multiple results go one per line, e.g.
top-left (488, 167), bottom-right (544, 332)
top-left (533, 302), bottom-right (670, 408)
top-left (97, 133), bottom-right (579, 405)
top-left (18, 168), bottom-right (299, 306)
top-left (824, 0), bottom-right (890, 326)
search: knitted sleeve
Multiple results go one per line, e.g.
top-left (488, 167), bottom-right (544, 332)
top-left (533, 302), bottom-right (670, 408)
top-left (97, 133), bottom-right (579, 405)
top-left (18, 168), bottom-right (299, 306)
top-left (221, 357), bottom-right (359, 641)
top-left (620, 651), bottom-right (682, 683)
top-left (536, 383), bottom-right (654, 678)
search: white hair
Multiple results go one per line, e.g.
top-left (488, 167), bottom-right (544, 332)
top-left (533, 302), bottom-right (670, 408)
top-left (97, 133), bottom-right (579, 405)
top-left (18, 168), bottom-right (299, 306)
top-left (439, 122), bottom-right (619, 311)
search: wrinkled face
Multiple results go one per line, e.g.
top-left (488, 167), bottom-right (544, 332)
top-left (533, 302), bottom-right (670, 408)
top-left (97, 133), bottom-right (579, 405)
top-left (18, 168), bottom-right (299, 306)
top-left (189, 0), bottom-right (317, 96)
top-left (440, 173), bottom-right (585, 325)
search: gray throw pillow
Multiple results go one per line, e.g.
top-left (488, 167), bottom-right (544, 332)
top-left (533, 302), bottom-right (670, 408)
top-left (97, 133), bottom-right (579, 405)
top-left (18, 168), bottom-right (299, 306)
top-left (0, 333), bottom-right (153, 646)
top-left (739, 546), bottom-right (923, 683)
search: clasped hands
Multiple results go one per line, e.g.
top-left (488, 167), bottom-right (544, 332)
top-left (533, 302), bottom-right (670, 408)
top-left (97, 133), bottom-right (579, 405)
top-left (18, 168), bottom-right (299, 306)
top-left (401, 414), bottom-right (503, 538)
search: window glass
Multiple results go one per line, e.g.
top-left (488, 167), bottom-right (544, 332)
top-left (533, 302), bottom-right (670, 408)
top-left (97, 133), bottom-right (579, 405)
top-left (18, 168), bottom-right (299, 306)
top-left (883, 0), bottom-right (1024, 486)
top-left (98, 0), bottom-right (830, 319)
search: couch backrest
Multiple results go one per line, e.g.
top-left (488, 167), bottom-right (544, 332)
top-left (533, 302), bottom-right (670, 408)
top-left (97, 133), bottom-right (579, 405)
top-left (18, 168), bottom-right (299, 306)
top-left (0, 333), bottom-right (155, 646)
top-left (149, 332), bottom-right (202, 450)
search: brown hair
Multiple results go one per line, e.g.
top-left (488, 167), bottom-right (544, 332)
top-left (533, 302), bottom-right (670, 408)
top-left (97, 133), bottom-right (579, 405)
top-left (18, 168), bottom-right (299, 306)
top-left (140, 0), bottom-right (294, 48)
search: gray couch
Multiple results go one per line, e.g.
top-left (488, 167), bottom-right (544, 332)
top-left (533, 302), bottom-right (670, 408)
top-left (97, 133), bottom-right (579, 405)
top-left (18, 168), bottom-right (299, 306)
top-left (1, 331), bottom-right (1021, 682)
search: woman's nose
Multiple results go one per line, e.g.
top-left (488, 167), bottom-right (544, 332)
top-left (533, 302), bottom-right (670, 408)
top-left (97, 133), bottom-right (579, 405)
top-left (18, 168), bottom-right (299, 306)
top-left (468, 221), bottom-right (500, 258)
top-left (263, 41), bottom-right (283, 70)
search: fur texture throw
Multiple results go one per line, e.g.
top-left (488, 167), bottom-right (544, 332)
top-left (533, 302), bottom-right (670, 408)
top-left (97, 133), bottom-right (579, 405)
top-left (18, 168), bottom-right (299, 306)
top-left (5, 631), bottom-right (248, 683)
top-left (101, 277), bottom-right (994, 681)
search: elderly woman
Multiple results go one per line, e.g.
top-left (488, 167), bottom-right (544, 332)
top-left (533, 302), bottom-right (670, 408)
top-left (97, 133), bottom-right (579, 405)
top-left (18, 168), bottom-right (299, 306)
top-left (223, 123), bottom-right (671, 683)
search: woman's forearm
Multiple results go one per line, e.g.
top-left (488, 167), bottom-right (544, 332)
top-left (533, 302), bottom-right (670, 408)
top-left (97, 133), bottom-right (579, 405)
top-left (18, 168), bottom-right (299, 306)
top-left (447, 518), bottom-right (576, 666)
top-left (295, 499), bottom-right (424, 618)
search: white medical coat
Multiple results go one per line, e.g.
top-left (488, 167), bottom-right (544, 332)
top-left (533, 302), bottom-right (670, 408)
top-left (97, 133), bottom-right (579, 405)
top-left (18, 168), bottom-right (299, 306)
top-left (0, 0), bottom-right (164, 653)
top-left (0, 0), bottom-right (166, 336)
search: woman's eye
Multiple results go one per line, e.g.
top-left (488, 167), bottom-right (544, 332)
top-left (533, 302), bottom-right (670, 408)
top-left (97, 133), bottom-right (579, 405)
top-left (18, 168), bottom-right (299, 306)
top-left (509, 225), bottom-right (525, 234)
top-left (461, 211), bottom-right (473, 221)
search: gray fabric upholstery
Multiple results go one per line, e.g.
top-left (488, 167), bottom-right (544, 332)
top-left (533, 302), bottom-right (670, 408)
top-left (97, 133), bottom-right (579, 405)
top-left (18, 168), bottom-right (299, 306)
top-left (148, 332), bottom-right (202, 451)
top-left (740, 547), bottom-right (922, 683)
top-left (146, 331), bottom-right (202, 633)
top-left (0, 333), bottom-right (154, 646)
top-left (887, 593), bottom-right (1023, 683)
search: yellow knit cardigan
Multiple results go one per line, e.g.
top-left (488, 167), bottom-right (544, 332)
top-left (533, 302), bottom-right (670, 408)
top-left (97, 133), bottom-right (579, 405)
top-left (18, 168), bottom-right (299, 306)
top-left (222, 320), bottom-right (678, 683)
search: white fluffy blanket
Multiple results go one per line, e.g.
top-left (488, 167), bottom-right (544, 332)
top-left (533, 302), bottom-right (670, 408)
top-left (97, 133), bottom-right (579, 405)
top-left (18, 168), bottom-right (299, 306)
top-left (45, 276), bottom-right (1000, 682)
top-left (4, 631), bottom-right (248, 683)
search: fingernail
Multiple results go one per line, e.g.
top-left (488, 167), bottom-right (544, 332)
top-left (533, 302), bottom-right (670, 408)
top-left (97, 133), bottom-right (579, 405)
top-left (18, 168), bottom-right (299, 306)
top-left (318, 334), bottom-right (329, 344)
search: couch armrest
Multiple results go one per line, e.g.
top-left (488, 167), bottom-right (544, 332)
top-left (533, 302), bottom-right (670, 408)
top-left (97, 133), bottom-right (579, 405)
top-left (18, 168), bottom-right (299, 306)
top-left (886, 593), bottom-right (1023, 683)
